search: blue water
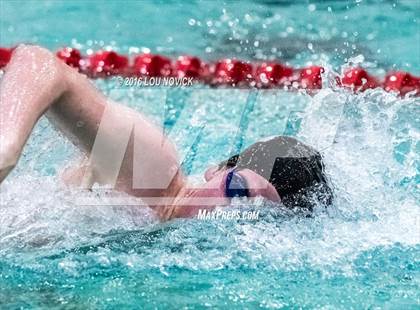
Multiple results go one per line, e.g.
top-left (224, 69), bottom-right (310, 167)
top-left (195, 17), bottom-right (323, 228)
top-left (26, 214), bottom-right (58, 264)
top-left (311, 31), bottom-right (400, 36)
top-left (1, 1), bottom-right (419, 308)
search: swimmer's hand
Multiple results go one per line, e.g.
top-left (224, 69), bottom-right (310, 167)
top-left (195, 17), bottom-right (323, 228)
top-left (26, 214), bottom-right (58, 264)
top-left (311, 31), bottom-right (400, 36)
top-left (0, 142), bottom-right (19, 184)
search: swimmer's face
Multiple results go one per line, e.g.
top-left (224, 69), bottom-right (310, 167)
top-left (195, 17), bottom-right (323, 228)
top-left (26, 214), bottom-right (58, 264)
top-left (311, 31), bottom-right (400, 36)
top-left (177, 166), bottom-right (280, 205)
top-left (174, 166), bottom-right (281, 217)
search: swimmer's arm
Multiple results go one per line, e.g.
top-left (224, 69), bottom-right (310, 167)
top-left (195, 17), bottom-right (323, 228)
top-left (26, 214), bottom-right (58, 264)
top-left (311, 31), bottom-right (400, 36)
top-left (0, 45), bottom-right (66, 181)
top-left (0, 45), bottom-right (185, 217)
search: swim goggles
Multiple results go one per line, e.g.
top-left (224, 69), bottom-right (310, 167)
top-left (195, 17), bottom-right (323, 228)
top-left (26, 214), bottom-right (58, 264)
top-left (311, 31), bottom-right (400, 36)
top-left (225, 169), bottom-right (249, 198)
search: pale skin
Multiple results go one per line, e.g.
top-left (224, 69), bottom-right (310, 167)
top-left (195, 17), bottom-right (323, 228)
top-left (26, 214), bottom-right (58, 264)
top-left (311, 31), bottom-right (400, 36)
top-left (0, 45), bottom-right (280, 220)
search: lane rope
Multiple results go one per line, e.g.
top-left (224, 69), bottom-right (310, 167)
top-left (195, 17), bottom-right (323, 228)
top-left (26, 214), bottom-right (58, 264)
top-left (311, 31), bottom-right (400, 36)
top-left (0, 46), bottom-right (418, 96)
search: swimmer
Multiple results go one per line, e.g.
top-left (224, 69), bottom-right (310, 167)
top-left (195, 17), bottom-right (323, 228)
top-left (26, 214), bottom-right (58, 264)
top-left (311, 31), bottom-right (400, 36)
top-left (0, 45), bottom-right (332, 220)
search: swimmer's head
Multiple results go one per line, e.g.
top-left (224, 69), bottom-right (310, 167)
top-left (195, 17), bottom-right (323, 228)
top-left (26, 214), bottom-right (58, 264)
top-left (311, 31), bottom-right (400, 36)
top-left (210, 136), bottom-right (333, 210)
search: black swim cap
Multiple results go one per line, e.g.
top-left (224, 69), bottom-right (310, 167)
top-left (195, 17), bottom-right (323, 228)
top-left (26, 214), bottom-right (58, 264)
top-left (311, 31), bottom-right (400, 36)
top-left (219, 136), bottom-right (332, 210)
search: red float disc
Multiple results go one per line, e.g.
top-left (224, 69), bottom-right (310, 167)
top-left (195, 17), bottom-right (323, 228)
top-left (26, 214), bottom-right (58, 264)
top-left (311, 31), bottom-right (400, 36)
top-left (341, 67), bottom-right (379, 91)
top-left (255, 62), bottom-right (294, 87)
top-left (56, 47), bottom-right (82, 68)
top-left (175, 55), bottom-right (203, 78)
top-left (299, 66), bottom-right (324, 89)
top-left (89, 50), bottom-right (128, 77)
top-left (384, 71), bottom-right (420, 96)
top-left (213, 59), bottom-right (254, 86)
top-left (133, 53), bottom-right (172, 77)
top-left (0, 48), bottom-right (12, 68)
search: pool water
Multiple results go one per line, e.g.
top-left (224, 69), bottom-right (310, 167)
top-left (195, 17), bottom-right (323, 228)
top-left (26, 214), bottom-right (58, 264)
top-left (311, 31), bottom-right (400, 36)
top-left (1, 0), bottom-right (419, 308)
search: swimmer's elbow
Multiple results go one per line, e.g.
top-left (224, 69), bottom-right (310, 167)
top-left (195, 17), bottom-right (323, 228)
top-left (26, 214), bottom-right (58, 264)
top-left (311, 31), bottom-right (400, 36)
top-left (12, 44), bottom-right (56, 64)
top-left (10, 44), bottom-right (67, 93)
